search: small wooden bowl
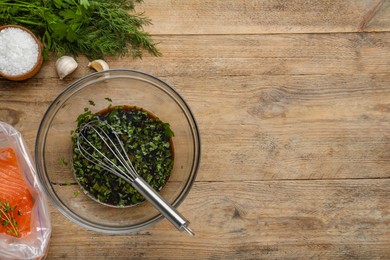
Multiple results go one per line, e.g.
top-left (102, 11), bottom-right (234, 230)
top-left (0, 25), bottom-right (43, 81)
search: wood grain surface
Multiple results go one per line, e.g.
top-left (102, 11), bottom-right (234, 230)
top-left (0, 0), bottom-right (389, 259)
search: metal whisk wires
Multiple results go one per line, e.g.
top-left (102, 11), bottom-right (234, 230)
top-left (77, 121), bottom-right (137, 183)
top-left (75, 120), bottom-right (195, 236)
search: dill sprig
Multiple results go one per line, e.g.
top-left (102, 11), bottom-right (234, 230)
top-left (0, 0), bottom-right (161, 59)
top-left (0, 201), bottom-right (19, 238)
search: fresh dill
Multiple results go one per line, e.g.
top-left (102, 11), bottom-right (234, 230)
top-left (0, 201), bottom-right (19, 238)
top-left (0, 0), bottom-right (161, 59)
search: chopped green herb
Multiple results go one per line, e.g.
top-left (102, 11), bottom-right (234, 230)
top-left (60, 156), bottom-right (68, 166)
top-left (71, 105), bottom-right (174, 206)
top-left (163, 123), bottom-right (175, 138)
top-left (105, 97), bottom-right (113, 102)
top-left (76, 109), bottom-right (93, 125)
top-left (64, 181), bottom-right (71, 186)
top-left (73, 191), bottom-right (79, 198)
top-left (89, 100), bottom-right (96, 106)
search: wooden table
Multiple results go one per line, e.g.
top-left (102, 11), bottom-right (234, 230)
top-left (1, 0), bottom-right (389, 258)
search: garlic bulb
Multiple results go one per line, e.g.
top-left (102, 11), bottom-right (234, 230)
top-left (56, 56), bottom-right (78, 80)
top-left (88, 59), bottom-right (109, 72)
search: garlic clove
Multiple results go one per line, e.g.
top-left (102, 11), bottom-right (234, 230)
top-left (56, 56), bottom-right (78, 80)
top-left (88, 59), bottom-right (109, 72)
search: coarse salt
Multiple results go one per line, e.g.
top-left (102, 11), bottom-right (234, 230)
top-left (0, 27), bottom-right (39, 76)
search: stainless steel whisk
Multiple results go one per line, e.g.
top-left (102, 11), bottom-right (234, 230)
top-left (76, 120), bottom-right (194, 236)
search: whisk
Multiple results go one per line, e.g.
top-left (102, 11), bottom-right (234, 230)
top-left (75, 120), bottom-right (194, 236)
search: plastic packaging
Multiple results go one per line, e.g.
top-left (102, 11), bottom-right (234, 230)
top-left (0, 122), bottom-right (51, 260)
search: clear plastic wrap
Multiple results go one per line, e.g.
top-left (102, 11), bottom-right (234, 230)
top-left (0, 122), bottom-right (51, 260)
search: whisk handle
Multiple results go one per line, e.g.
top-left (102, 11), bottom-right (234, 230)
top-left (133, 177), bottom-right (194, 236)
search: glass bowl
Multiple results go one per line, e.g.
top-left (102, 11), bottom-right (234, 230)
top-left (35, 70), bottom-right (201, 234)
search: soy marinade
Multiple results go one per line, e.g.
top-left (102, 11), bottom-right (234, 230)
top-left (71, 105), bottom-right (174, 207)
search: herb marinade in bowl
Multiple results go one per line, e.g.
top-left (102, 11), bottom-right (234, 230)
top-left (72, 105), bottom-right (175, 207)
top-left (35, 70), bottom-right (200, 234)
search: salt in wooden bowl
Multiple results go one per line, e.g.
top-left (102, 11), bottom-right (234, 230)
top-left (0, 25), bottom-right (43, 81)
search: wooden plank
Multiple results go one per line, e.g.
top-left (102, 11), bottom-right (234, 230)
top-left (1, 33), bottom-right (389, 180)
top-left (362, 0), bottom-right (390, 31)
top-left (46, 180), bottom-right (390, 259)
top-left (136, 0), bottom-right (389, 35)
top-left (2, 32), bottom-right (390, 79)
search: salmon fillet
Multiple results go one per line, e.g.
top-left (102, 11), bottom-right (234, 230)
top-left (0, 147), bottom-right (34, 238)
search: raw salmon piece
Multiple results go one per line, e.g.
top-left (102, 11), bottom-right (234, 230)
top-left (0, 147), bottom-right (34, 238)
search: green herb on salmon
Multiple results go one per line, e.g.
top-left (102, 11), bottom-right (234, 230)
top-left (0, 201), bottom-right (19, 237)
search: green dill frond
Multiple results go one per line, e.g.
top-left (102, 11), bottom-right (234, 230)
top-left (0, 0), bottom-right (160, 59)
